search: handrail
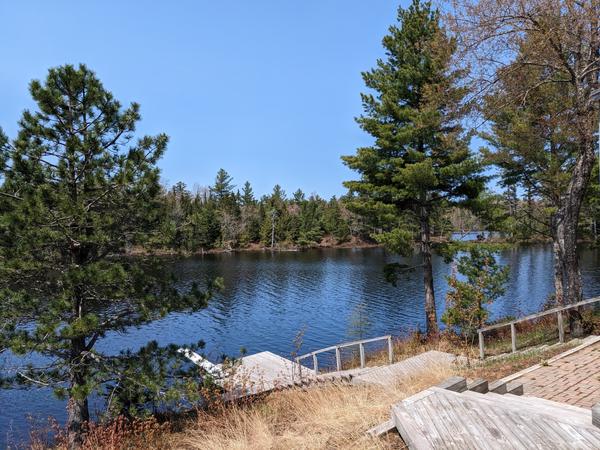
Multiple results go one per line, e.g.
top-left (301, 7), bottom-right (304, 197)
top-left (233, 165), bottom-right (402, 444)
top-left (478, 296), bottom-right (600, 332)
top-left (477, 296), bottom-right (600, 359)
top-left (295, 334), bottom-right (393, 375)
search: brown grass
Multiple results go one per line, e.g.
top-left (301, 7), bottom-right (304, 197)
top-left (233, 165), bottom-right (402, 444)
top-left (30, 336), bottom-right (581, 450)
top-left (175, 364), bottom-right (455, 450)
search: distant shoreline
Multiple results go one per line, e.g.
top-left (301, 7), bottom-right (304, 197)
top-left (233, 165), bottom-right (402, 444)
top-left (127, 236), bottom-right (381, 257)
top-left (126, 233), bottom-right (580, 257)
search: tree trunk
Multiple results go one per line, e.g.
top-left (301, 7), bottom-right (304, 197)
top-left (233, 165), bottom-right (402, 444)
top-left (67, 337), bottom-right (90, 449)
top-left (552, 237), bottom-right (565, 306)
top-left (555, 136), bottom-right (595, 305)
top-left (420, 206), bottom-right (438, 335)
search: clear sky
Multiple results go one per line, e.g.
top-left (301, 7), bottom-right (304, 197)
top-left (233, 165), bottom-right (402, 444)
top-left (1, 1), bottom-right (414, 198)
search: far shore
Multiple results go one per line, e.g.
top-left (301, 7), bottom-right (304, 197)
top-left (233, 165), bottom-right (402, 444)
top-left (124, 232), bottom-right (583, 258)
top-left (127, 237), bottom-right (380, 257)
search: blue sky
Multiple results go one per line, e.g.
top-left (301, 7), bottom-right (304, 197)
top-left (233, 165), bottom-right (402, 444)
top-left (1, 1), bottom-right (421, 198)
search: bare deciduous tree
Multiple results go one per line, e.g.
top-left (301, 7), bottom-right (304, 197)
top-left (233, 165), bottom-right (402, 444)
top-left (450, 0), bottom-right (600, 305)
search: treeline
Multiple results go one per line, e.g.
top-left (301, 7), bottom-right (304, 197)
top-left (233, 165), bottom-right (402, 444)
top-left (153, 169), bottom-right (362, 251)
top-left (157, 164), bottom-right (600, 254)
top-left (460, 179), bottom-right (600, 244)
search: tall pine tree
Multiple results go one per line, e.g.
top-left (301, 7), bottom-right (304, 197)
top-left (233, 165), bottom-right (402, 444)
top-left (0, 65), bottom-right (218, 447)
top-left (342, 0), bottom-right (484, 334)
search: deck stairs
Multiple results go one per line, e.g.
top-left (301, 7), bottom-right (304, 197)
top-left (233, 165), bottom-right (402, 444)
top-left (372, 376), bottom-right (600, 449)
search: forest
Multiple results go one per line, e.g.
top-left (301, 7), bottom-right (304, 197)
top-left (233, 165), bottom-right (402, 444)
top-left (151, 168), bottom-right (600, 253)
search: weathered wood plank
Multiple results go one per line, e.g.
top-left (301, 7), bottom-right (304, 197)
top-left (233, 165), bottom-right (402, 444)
top-left (506, 382), bottom-right (523, 396)
top-left (391, 403), bottom-right (434, 450)
top-left (394, 387), bottom-right (600, 449)
top-left (436, 376), bottom-right (467, 392)
top-left (366, 419), bottom-right (395, 437)
top-left (351, 350), bottom-right (462, 387)
top-left (488, 380), bottom-right (507, 394)
top-left (467, 378), bottom-right (489, 393)
top-left (433, 389), bottom-right (495, 450)
top-left (558, 310), bottom-right (565, 343)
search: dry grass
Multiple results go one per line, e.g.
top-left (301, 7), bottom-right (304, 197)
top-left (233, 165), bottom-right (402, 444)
top-left (174, 364), bottom-right (455, 450)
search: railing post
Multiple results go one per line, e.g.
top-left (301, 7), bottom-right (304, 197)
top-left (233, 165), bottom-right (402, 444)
top-left (557, 310), bottom-right (565, 344)
top-left (295, 357), bottom-right (302, 379)
top-left (511, 322), bottom-right (517, 353)
top-left (335, 346), bottom-right (342, 371)
top-left (359, 343), bottom-right (365, 368)
top-left (478, 331), bottom-right (485, 359)
top-left (387, 336), bottom-right (393, 365)
top-left (312, 354), bottom-right (319, 375)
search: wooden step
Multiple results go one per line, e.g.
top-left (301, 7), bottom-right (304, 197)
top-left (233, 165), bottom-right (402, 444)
top-left (459, 389), bottom-right (593, 427)
top-left (394, 387), bottom-right (600, 449)
top-left (505, 393), bottom-right (593, 418)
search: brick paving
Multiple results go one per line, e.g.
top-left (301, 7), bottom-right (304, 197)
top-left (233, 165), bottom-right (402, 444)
top-left (514, 341), bottom-right (600, 409)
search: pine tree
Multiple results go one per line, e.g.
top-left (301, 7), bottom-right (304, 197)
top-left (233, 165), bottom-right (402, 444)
top-left (442, 246), bottom-right (509, 339)
top-left (322, 197), bottom-right (351, 243)
top-left (0, 65), bottom-right (218, 447)
top-left (241, 181), bottom-right (255, 206)
top-left (293, 188), bottom-right (305, 204)
top-left (481, 54), bottom-right (581, 305)
top-left (210, 168), bottom-right (235, 203)
top-left (342, 0), bottom-right (484, 334)
top-left (190, 202), bottom-right (221, 250)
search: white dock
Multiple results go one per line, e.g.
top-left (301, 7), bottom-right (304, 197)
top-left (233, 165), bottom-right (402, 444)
top-left (179, 348), bottom-right (315, 398)
top-left (227, 351), bottom-right (315, 396)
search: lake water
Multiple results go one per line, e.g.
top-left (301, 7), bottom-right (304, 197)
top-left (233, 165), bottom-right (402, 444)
top-left (3, 243), bottom-right (600, 444)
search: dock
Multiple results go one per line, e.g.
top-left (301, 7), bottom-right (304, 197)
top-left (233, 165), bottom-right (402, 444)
top-left (180, 335), bottom-right (464, 399)
top-left (227, 351), bottom-right (315, 397)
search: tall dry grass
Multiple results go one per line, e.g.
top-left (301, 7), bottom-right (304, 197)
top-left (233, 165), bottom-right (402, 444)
top-left (175, 364), bottom-right (456, 450)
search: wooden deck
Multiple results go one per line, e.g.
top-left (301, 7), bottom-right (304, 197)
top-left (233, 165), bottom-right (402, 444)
top-left (393, 386), bottom-right (600, 449)
top-left (230, 351), bottom-right (314, 395)
top-left (350, 350), bottom-right (462, 386)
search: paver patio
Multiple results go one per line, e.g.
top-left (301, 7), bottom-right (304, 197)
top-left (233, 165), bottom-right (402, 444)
top-left (511, 339), bottom-right (600, 409)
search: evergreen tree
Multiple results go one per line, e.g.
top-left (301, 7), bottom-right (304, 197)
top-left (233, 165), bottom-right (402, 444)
top-left (0, 65), bottom-right (218, 446)
top-left (293, 188), bottom-right (305, 204)
top-left (342, 0), bottom-right (484, 334)
top-left (481, 55), bottom-right (580, 305)
top-left (210, 168), bottom-right (235, 203)
top-left (322, 197), bottom-right (351, 243)
top-left (241, 180), bottom-right (255, 206)
top-left (442, 247), bottom-right (509, 339)
top-left (190, 201), bottom-right (221, 250)
top-left (271, 184), bottom-right (286, 203)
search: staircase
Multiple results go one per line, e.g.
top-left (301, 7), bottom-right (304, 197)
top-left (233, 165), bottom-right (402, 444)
top-left (372, 376), bottom-right (600, 449)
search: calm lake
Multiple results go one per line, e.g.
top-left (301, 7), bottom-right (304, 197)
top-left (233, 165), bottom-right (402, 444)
top-left (3, 243), bottom-right (600, 443)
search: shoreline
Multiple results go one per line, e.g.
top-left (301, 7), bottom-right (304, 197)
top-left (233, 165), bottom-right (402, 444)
top-left (127, 237), bottom-right (381, 257)
top-left (127, 235), bottom-right (568, 257)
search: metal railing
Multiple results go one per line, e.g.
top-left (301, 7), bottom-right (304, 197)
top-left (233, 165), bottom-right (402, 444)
top-left (477, 296), bottom-right (600, 359)
top-left (295, 335), bottom-right (393, 375)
